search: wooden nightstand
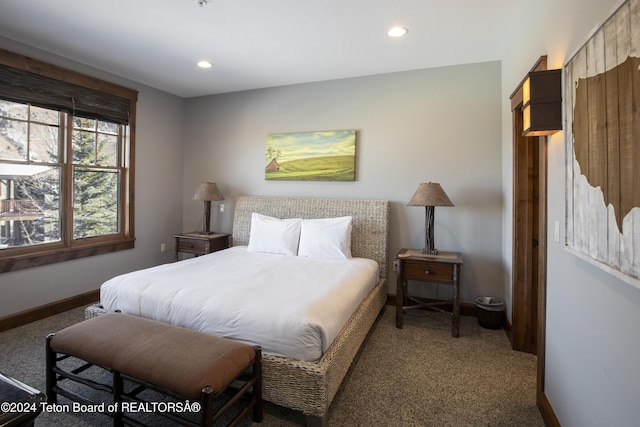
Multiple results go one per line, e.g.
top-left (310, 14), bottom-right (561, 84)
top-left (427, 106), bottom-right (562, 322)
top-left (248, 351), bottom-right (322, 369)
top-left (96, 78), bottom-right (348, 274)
top-left (395, 248), bottom-right (463, 337)
top-left (173, 232), bottom-right (230, 261)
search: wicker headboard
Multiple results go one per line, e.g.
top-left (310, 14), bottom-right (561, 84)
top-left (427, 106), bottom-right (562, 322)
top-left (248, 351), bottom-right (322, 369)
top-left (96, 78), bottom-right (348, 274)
top-left (232, 196), bottom-right (390, 278)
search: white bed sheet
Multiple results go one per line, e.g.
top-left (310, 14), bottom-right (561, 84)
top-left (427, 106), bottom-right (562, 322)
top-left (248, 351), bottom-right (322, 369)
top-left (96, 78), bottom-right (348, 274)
top-left (100, 246), bottom-right (379, 361)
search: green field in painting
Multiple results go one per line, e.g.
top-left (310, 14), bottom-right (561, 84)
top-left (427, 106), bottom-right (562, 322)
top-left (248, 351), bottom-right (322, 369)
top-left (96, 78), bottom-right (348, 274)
top-left (266, 155), bottom-right (355, 181)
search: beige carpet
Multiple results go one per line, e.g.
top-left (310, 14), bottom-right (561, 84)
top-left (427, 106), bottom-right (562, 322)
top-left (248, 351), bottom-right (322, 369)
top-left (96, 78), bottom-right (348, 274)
top-left (0, 305), bottom-right (545, 426)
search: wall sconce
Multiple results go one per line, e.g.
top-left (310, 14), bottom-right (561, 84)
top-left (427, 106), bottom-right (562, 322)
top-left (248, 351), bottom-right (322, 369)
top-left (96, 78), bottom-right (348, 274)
top-left (407, 182), bottom-right (454, 255)
top-left (192, 182), bottom-right (224, 235)
top-left (522, 69), bottom-right (562, 137)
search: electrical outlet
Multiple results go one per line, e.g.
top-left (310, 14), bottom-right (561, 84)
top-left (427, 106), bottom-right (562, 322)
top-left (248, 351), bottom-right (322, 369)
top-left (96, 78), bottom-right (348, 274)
top-left (393, 260), bottom-right (398, 272)
top-left (160, 243), bottom-right (167, 253)
top-left (220, 204), bottom-right (224, 212)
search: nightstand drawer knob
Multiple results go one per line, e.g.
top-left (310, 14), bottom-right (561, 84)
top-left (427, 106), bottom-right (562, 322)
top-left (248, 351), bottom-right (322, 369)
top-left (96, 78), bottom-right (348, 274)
top-left (188, 244), bottom-right (194, 248)
top-left (425, 270), bottom-right (430, 275)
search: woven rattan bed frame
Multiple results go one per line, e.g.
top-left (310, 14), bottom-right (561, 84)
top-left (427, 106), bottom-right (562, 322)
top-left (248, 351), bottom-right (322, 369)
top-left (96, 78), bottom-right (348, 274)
top-left (87, 196), bottom-right (389, 427)
top-left (232, 196), bottom-right (389, 426)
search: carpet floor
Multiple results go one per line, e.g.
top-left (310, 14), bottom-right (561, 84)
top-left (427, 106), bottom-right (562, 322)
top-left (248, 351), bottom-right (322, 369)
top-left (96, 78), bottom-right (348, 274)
top-left (0, 305), bottom-right (545, 426)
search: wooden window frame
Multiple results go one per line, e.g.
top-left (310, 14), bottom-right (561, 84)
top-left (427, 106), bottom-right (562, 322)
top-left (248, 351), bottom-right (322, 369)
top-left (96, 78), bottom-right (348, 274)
top-left (0, 49), bottom-right (137, 273)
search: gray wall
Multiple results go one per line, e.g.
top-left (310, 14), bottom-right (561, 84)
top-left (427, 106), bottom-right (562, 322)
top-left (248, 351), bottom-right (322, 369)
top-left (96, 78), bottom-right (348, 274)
top-left (182, 62), bottom-right (504, 304)
top-left (500, 0), bottom-right (640, 425)
top-left (0, 38), bottom-right (185, 317)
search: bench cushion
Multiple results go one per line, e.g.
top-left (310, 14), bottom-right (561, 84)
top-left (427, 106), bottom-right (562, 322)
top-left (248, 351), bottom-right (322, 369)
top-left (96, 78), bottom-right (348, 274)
top-left (50, 313), bottom-right (256, 399)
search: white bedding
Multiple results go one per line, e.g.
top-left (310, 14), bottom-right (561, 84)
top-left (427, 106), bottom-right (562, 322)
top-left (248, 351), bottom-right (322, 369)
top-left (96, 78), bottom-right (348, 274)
top-left (100, 246), bottom-right (379, 361)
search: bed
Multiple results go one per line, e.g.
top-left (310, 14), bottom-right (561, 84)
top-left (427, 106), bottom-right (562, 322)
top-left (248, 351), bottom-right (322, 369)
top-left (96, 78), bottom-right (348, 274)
top-left (89, 196), bottom-right (390, 426)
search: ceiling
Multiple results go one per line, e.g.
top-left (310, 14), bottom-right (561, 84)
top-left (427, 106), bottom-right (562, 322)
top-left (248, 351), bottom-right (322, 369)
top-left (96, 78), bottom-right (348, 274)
top-left (0, 0), bottom-right (526, 98)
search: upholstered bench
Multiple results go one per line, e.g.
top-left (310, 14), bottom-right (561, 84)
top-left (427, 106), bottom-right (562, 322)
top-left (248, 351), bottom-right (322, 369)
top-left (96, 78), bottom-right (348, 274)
top-left (46, 313), bottom-right (262, 426)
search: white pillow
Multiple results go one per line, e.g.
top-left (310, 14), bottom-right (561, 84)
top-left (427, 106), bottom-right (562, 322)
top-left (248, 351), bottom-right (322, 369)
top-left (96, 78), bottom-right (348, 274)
top-left (247, 213), bottom-right (302, 255)
top-left (298, 216), bottom-right (353, 259)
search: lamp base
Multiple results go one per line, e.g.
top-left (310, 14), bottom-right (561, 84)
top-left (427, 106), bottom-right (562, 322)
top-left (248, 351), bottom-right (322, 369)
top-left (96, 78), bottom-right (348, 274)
top-left (198, 231), bottom-right (216, 236)
top-left (421, 248), bottom-right (439, 255)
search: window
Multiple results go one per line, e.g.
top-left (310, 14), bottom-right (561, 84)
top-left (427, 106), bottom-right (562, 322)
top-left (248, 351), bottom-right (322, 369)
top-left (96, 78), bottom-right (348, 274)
top-left (0, 49), bottom-right (137, 273)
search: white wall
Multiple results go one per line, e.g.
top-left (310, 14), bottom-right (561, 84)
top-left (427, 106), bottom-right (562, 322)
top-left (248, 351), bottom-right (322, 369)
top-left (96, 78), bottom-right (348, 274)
top-left (500, 0), bottom-right (640, 425)
top-left (182, 62), bottom-right (504, 304)
top-left (0, 38), bottom-right (185, 318)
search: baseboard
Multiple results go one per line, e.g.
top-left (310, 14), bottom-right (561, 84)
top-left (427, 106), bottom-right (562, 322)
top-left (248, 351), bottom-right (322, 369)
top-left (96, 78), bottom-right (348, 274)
top-left (502, 310), bottom-right (513, 342)
top-left (0, 289), bottom-right (99, 332)
top-left (386, 294), bottom-right (478, 317)
top-left (538, 390), bottom-right (561, 427)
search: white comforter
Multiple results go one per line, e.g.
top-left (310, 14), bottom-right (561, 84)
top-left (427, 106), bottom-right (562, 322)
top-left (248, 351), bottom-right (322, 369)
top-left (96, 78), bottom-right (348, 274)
top-left (100, 246), bottom-right (379, 361)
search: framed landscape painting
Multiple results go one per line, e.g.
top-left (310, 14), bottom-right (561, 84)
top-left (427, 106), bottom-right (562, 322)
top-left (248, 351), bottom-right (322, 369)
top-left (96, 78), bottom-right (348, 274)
top-left (265, 130), bottom-right (356, 181)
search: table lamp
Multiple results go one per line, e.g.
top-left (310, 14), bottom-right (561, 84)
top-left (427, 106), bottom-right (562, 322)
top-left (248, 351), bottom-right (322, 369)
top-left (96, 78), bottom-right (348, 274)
top-left (407, 182), bottom-right (454, 254)
top-left (192, 182), bottom-right (224, 235)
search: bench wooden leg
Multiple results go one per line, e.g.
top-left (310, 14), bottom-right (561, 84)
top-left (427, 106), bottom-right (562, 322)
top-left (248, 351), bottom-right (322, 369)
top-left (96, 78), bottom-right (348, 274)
top-left (45, 334), bottom-right (57, 404)
top-left (112, 370), bottom-right (124, 427)
top-left (253, 346), bottom-right (263, 423)
top-left (200, 386), bottom-right (215, 427)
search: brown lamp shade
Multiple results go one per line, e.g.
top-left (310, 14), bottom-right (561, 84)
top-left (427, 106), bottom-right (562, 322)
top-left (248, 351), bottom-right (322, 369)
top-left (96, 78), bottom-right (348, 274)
top-left (192, 182), bottom-right (224, 201)
top-left (522, 69), bottom-right (562, 137)
top-left (407, 182), bottom-right (454, 207)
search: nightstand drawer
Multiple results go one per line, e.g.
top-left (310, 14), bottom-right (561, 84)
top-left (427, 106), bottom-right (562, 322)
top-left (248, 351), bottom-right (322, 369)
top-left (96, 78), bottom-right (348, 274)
top-left (177, 238), bottom-right (206, 254)
top-left (207, 237), bottom-right (229, 252)
top-left (402, 260), bottom-right (454, 283)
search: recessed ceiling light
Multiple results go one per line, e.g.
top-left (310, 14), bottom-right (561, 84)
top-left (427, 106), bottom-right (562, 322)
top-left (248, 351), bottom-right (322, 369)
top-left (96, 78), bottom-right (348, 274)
top-left (197, 60), bottom-right (213, 69)
top-left (387, 26), bottom-right (408, 38)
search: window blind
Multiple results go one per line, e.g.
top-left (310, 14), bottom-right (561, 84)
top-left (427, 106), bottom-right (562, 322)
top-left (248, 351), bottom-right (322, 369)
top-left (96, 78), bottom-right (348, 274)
top-left (0, 63), bottom-right (131, 124)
